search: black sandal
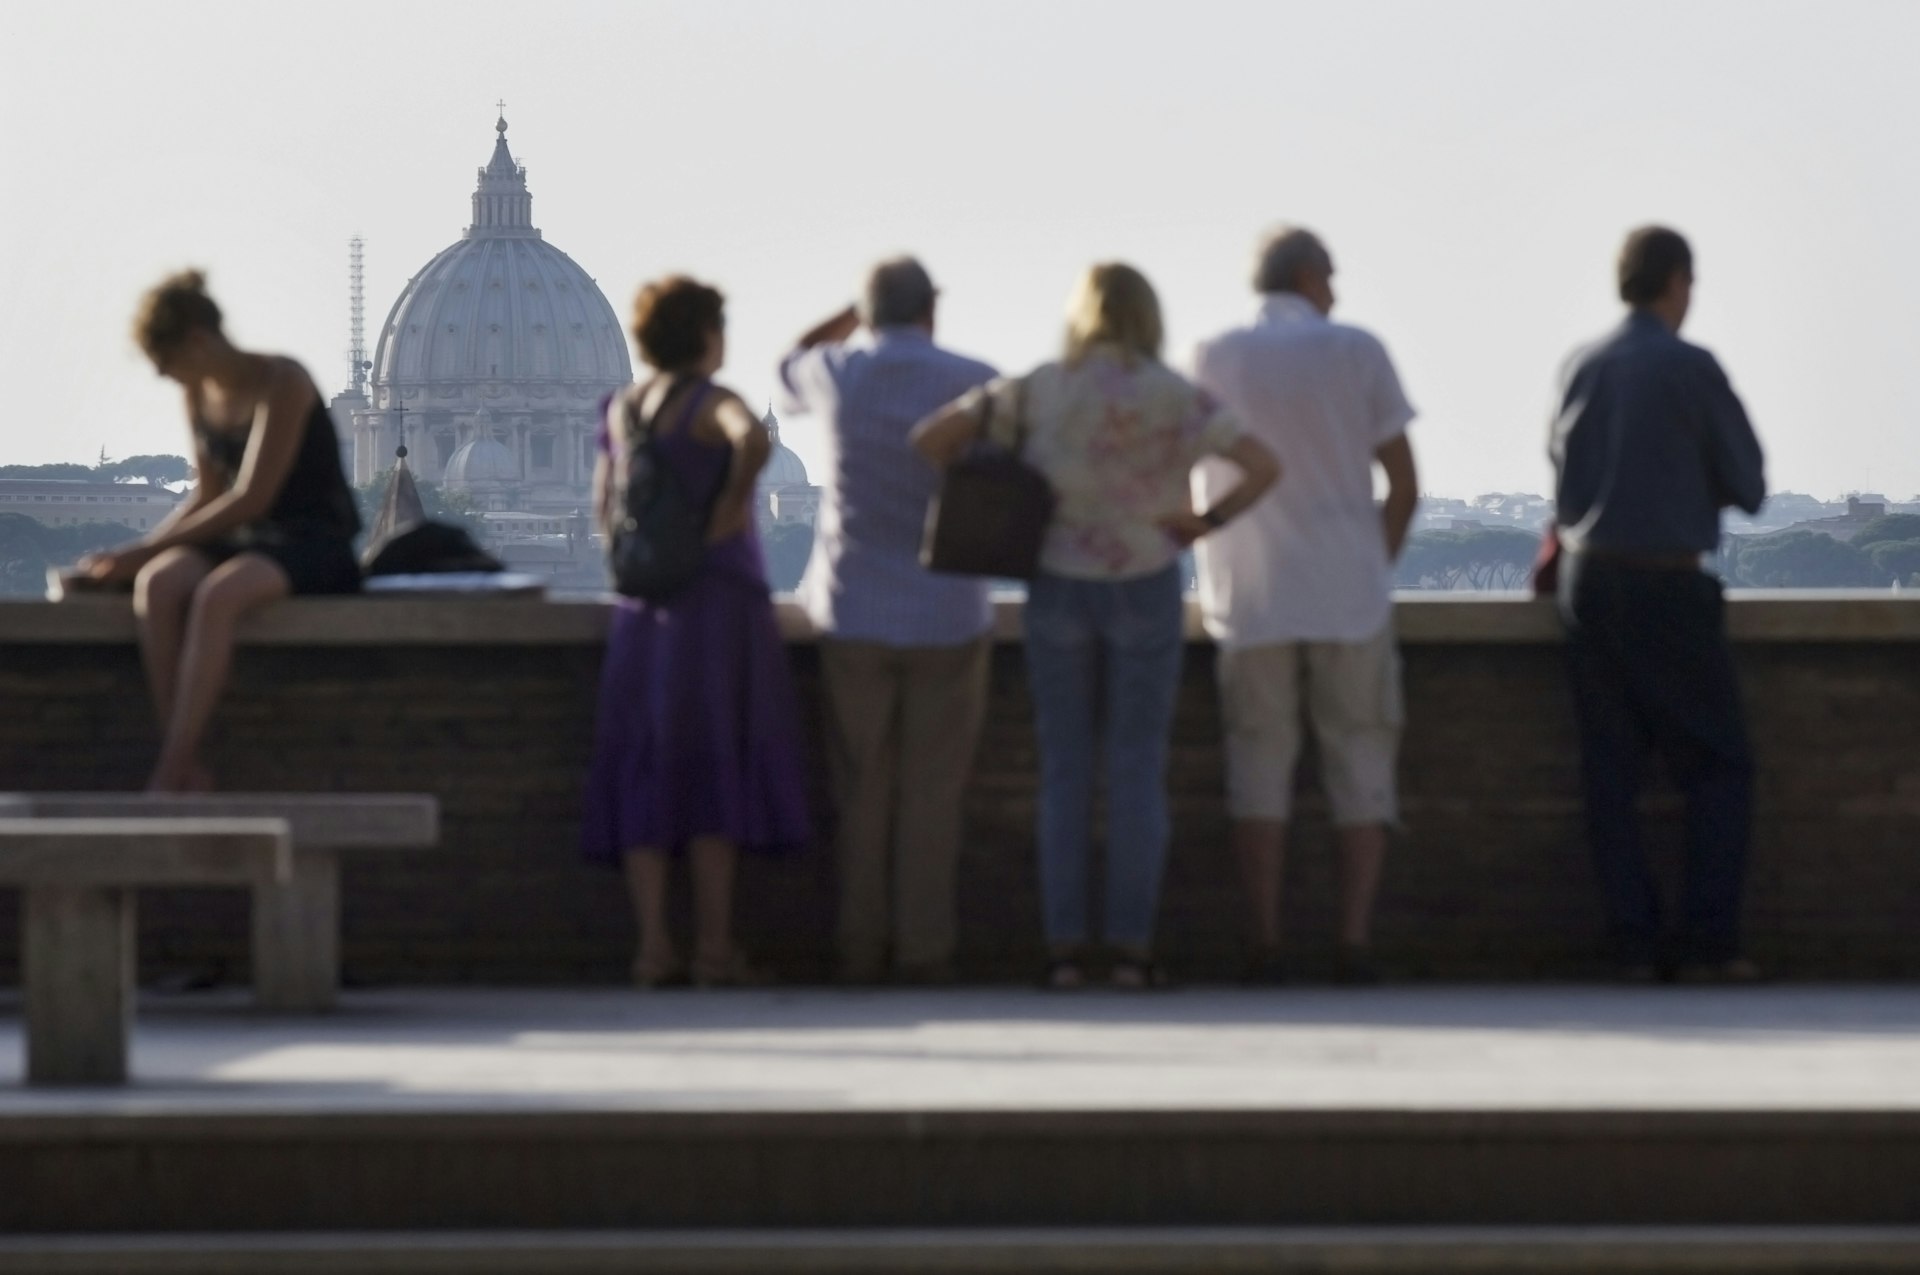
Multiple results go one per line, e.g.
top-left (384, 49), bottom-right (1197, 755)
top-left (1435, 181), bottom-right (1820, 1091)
top-left (1109, 957), bottom-right (1172, 990)
top-left (1041, 958), bottom-right (1086, 990)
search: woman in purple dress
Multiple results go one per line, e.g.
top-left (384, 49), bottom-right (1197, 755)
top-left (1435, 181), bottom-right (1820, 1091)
top-left (582, 276), bottom-right (811, 987)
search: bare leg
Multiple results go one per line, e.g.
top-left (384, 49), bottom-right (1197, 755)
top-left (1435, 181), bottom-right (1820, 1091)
top-left (1336, 823), bottom-right (1388, 948)
top-left (149, 553), bottom-right (289, 792)
top-left (623, 849), bottom-right (677, 984)
top-left (132, 548), bottom-right (212, 734)
top-left (689, 836), bottom-right (740, 982)
top-left (1232, 818), bottom-right (1289, 948)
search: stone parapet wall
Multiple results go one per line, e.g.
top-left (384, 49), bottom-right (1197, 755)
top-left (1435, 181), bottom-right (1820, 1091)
top-left (1, 595), bottom-right (1916, 983)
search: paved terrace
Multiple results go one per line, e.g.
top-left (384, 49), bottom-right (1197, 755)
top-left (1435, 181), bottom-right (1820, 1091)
top-left (2, 985), bottom-right (1918, 1113)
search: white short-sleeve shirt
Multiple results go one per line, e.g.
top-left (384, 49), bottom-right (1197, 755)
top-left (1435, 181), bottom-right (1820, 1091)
top-left (1191, 295), bottom-right (1416, 646)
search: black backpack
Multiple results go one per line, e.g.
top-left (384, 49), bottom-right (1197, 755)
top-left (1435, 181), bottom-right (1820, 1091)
top-left (608, 379), bottom-right (713, 603)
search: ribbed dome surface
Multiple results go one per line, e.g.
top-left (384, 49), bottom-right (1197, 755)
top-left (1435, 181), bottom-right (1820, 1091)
top-left (758, 409), bottom-right (811, 488)
top-left (761, 444), bottom-right (810, 488)
top-left (444, 434), bottom-right (519, 484)
top-left (370, 118), bottom-right (631, 391)
top-left (371, 238), bottom-right (630, 387)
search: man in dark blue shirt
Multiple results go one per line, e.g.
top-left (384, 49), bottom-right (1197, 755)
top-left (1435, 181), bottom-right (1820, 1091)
top-left (1549, 226), bottom-right (1767, 981)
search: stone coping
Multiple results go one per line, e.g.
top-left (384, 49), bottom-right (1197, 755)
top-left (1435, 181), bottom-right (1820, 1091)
top-left (1, 591), bottom-right (1916, 646)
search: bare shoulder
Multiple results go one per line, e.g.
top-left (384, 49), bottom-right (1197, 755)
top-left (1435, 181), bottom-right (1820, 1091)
top-left (696, 384), bottom-right (762, 442)
top-left (259, 354), bottom-right (320, 405)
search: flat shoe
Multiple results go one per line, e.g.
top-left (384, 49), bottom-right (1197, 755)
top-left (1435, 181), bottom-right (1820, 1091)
top-left (1674, 957), bottom-right (1764, 985)
top-left (631, 953), bottom-right (685, 989)
top-left (1041, 959), bottom-right (1086, 990)
top-left (1109, 958), bottom-right (1172, 990)
top-left (692, 950), bottom-right (765, 989)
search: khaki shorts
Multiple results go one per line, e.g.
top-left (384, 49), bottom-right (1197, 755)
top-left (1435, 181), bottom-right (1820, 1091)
top-left (1217, 627), bottom-right (1403, 826)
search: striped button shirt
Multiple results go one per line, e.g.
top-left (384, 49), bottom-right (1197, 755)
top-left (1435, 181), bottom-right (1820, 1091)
top-left (778, 327), bottom-right (998, 646)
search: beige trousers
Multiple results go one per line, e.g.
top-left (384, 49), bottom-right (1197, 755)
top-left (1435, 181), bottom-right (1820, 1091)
top-left (819, 636), bottom-right (991, 973)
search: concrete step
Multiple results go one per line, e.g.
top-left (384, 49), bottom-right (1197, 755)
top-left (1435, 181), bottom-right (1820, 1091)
top-left (2, 1227), bottom-right (1920, 1274)
top-left (4, 1109), bottom-right (1919, 1232)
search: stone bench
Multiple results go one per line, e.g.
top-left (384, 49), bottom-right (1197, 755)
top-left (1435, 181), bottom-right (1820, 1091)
top-left (0, 794), bottom-right (439, 1013)
top-left (0, 818), bottom-right (292, 1085)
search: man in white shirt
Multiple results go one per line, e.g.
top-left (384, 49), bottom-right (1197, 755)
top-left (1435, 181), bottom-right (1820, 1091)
top-left (1192, 227), bottom-right (1420, 983)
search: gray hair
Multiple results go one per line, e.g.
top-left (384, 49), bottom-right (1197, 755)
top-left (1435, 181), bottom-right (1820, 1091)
top-left (1252, 227), bottom-right (1332, 294)
top-left (860, 256), bottom-right (937, 328)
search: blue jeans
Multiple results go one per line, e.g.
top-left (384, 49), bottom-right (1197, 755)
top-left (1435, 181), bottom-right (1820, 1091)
top-left (1560, 555), bottom-right (1754, 966)
top-left (1023, 566), bottom-right (1185, 951)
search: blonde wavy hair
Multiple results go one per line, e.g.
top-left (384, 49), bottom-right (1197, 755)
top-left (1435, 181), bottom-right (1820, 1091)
top-left (1062, 262), bottom-right (1163, 367)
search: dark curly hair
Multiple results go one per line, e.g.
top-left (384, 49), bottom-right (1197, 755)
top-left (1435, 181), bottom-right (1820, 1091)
top-left (134, 269), bottom-right (223, 363)
top-left (629, 275), bottom-right (725, 372)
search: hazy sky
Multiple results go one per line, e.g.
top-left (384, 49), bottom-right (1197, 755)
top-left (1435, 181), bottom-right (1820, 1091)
top-left (3, 0), bottom-right (1915, 500)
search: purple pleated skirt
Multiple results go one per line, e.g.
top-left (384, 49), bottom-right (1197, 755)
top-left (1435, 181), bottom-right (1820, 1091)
top-left (580, 560), bottom-right (812, 864)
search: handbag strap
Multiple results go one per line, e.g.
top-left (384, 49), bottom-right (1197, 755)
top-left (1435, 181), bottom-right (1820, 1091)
top-left (982, 376), bottom-right (1031, 456)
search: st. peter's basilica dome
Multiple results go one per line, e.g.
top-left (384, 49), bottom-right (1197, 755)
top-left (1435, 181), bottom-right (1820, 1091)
top-left (345, 114), bottom-right (632, 513)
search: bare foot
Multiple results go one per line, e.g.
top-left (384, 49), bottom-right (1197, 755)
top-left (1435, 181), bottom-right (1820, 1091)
top-left (691, 948), bottom-right (764, 989)
top-left (632, 947), bottom-right (683, 989)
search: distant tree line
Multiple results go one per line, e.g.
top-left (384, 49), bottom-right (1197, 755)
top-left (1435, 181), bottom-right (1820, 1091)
top-left (1394, 526), bottom-right (1539, 591)
top-left (1384, 516), bottom-right (1920, 593)
top-left (1719, 515), bottom-right (1920, 588)
top-left (0, 455), bottom-right (194, 486)
top-left (0, 514), bottom-right (141, 597)
top-left (761, 521), bottom-right (815, 593)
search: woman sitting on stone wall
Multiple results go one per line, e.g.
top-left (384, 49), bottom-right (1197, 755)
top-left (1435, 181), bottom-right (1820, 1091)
top-left (76, 271), bottom-right (361, 792)
top-left (580, 275), bottom-right (811, 988)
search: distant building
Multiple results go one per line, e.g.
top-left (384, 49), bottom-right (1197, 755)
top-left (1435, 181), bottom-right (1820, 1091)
top-left (1469, 491), bottom-right (1554, 529)
top-left (0, 479), bottom-right (181, 531)
top-left (756, 407), bottom-right (819, 530)
top-left (340, 113), bottom-right (633, 516)
top-left (1755, 495), bottom-right (1888, 543)
top-left (1411, 495), bottom-right (1473, 534)
top-left (482, 508), bottom-right (608, 592)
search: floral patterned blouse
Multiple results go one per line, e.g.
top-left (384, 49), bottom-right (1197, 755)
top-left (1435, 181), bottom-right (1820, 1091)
top-left (957, 345), bottom-right (1242, 580)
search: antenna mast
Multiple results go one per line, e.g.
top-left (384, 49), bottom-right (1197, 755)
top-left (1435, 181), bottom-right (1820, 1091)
top-left (347, 235), bottom-right (367, 395)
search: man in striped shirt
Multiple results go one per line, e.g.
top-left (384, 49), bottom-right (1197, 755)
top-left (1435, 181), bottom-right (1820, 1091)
top-left (778, 257), bottom-right (998, 984)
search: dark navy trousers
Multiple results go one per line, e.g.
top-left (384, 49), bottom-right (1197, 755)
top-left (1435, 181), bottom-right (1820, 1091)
top-left (1559, 556), bottom-right (1754, 965)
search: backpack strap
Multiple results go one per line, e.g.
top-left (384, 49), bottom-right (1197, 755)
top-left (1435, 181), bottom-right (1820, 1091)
top-left (621, 377), bottom-right (703, 449)
top-left (670, 379), bottom-right (715, 437)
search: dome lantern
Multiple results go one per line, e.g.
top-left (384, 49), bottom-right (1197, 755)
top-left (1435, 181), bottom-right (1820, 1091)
top-left (469, 109), bottom-right (538, 239)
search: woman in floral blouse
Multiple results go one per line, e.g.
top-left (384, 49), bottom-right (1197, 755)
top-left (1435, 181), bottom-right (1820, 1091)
top-left (914, 263), bottom-right (1278, 988)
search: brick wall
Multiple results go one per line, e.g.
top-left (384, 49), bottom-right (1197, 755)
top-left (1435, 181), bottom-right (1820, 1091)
top-left (2, 631), bottom-right (1917, 983)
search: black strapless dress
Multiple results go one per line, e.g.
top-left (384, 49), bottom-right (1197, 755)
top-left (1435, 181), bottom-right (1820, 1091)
top-left (192, 388), bottom-right (362, 594)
